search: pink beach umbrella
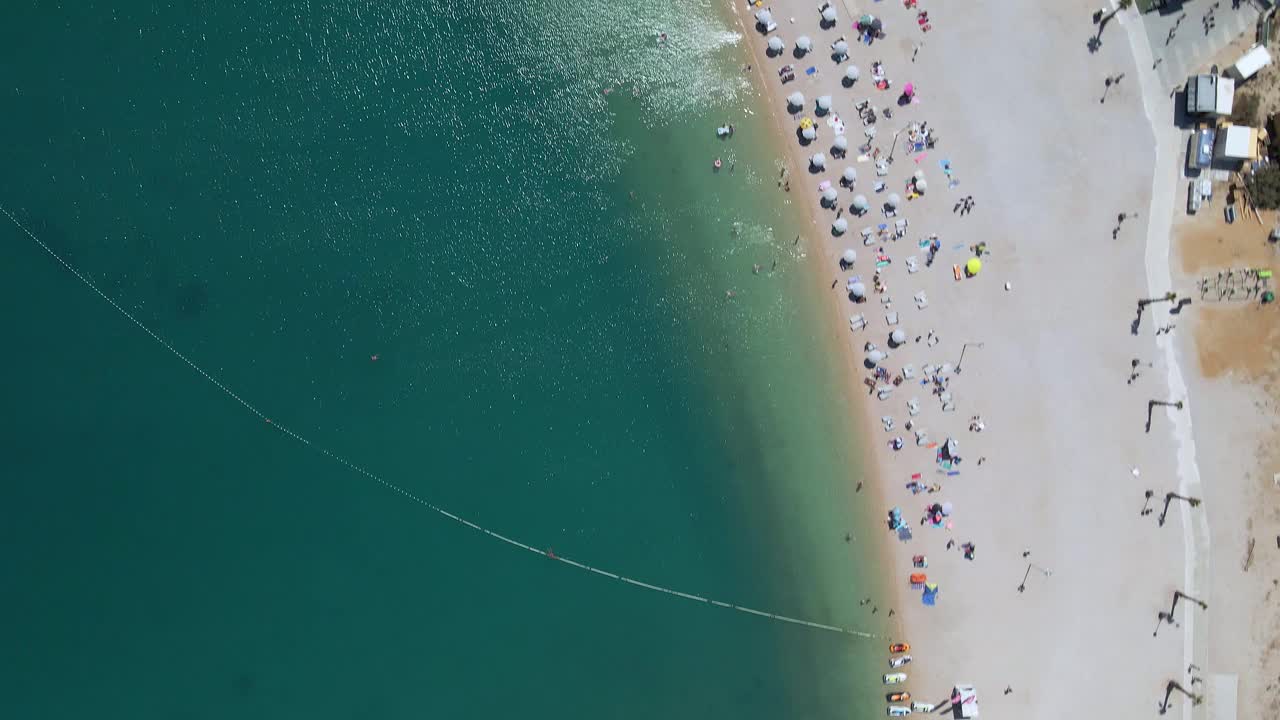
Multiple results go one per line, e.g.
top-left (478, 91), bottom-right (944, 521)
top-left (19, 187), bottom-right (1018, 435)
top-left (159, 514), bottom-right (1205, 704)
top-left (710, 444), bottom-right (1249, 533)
top-left (903, 83), bottom-right (915, 97)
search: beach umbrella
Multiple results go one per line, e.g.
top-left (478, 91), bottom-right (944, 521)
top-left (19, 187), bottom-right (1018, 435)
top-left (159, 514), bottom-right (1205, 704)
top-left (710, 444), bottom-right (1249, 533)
top-left (846, 65), bottom-right (861, 81)
top-left (832, 217), bottom-right (849, 234)
top-left (796, 35), bottom-right (813, 51)
top-left (966, 258), bottom-right (982, 276)
top-left (833, 40), bottom-right (849, 56)
top-left (867, 349), bottom-right (884, 365)
top-left (802, 126), bottom-right (817, 141)
top-left (842, 166), bottom-right (857, 184)
top-left (850, 281), bottom-right (867, 298)
top-left (756, 9), bottom-right (773, 26)
top-left (810, 152), bottom-right (827, 169)
top-left (871, 18), bottom-right (883, 32)
top-left (852, 194), bottom-right (869, 211)
top-left (943, 437), bottom-right (958, 458)
top-left (891, 329), bottom-right (906, 345)
top-left (914, 177), bottom-right (927, 192)
top-left (914, 170), bottom-right (926, 181)
top-left (887, 193), bottom-right (902, 209)
top-left (822, 6), bottom-right (838, 23)
top-left (833, 135), bottom-right (849, 152)
top-left (768, 36), bottom-right (784, 53)
top-left (822, 187), bottom-right (838, 202)
top-left (787, 91), bottom-right (805, 109)
top-left (860, 14), bottom-right (874, 25)
top-left (842, 248), bottom-right (857, 265)
top-left (904, 82), bottom-right (915, 97)
top-left (816, 95), bottom-right (832, 111)
top-left (941, 501), bottom-right (954, 516)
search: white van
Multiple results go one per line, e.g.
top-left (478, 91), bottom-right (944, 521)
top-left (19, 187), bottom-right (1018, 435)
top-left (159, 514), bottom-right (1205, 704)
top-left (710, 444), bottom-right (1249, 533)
top-left (911, 701), bottom-right (936, 713)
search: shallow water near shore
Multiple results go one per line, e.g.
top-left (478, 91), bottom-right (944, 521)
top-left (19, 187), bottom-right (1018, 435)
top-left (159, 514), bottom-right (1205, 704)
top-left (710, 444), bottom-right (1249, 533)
top-left (0, 0), bottom-right (886, 716)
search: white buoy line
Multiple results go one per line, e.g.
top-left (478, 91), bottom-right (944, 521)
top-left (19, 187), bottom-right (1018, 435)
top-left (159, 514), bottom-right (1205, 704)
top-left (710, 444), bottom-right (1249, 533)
top-left (1, 204), bottom-right (881, 641)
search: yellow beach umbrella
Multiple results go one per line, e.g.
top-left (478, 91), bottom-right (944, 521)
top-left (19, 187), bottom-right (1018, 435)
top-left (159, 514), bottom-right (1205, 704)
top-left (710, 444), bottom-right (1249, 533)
top-left (965, 258), bottom-right (982, 276)
top-left (799, 117), bottom-right (814, 130)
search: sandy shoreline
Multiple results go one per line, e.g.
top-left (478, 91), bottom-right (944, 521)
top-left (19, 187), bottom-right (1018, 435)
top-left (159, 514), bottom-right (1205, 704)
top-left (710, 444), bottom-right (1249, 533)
top-left (730, 0), bottom-right (1220, 716)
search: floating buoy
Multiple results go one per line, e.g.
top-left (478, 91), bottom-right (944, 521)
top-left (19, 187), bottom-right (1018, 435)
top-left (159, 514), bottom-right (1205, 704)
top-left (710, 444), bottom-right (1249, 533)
top-left (713, 158), bottom-right (723, 170)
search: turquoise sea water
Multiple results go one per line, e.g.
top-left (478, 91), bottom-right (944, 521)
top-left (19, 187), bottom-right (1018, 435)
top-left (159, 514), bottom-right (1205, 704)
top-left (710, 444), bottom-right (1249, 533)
top-left (1, 1), bottom-right (888, 717)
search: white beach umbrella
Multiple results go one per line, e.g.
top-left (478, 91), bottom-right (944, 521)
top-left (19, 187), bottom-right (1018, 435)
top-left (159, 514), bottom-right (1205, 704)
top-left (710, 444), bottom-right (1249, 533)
top-left (852, 194), bottom-right (869, 210)
top-left (810, 152), bottom-right (827, 169)
top-left (891, 329), bottom-right (906, 345)
top-left (914, 177), bottom-right (928, 192)
top-left (822, 187), bottom-right (839, 203)
top-left (850, 281), bottom-right (867, 299)
top-left (832, 217), bottom-right (849, 234)
top-left (816, 95), bottom-right (833, 111)
top-left (842, 166), bottom-right (857, 184)
top-left (842, 248), bottom-right (857, 265)
top-left (768, 36), bottom-right (785, 53)
top-left (846, 65), bottom-right (861, 81)
top-left (822, 6), bottom-right (838, 23)
top-left (787, 91), bottom-right (805, 109)
top-left (887, 193), bottom-right (902, 209)
top-left (796, 35), bottom-right (813, 52)
top-left (833, 40), bottom-right (849, 56)
top-left (914, 170), bottom-right (926, 181)
top-left (867, 349), bottom-right (885, 365)
top-left (757, 9), bottom-right (774, 26)
top-left (833, 135), bottom-right (849, 152)
top-left (802, 126), bottom-right (817, 141)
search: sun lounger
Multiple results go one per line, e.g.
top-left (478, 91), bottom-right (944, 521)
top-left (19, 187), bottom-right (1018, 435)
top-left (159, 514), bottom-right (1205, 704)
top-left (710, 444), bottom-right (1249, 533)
top-left (861, 226), bottom-right (873, 242)
top-left (901, 364), bottom-right (916, 379)
top-left (939, 392), bottom-right (952, 405)
top-left (952, 264), bottom-right (963, 281)
top-left (914, 290), bottom-right (928, 308)
top-left (894, 218), bottom-right (908, 237)
top-left (938, 363), bottom-right (953, 374)
top-left (886, 311), bottom-right (899, 325)
top-left (941, 401), bottom-right (955, 412)
top-left (907, 398), bottom-right (921, 416)
top-left (849, 314), bottom-right (866, 331)
top-left (876, 160), bottom-right (889, 176)
top-left (906, 256), bottom-right (920, 274)
top-left (915, 430), bottom-right (929, 446)
top-left (877, 386), bottom-right (894, 400)
top-left (881, 415), bottom-right (895, 431)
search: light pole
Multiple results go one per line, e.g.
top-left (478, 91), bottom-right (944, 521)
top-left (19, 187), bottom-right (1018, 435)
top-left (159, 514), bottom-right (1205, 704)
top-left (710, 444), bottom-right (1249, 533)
top-left (1017, 562), bottom-right (1052, 593)
top-left (1157, 491), bottom-right (1201, 528)
top-left (955, 342), bottom-right (984, 374)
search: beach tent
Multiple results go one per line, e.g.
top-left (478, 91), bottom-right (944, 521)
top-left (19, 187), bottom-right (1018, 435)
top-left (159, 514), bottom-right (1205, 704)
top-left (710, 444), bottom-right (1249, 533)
top-left (833, 217), bottom-right (849, 234)
top-left (810, 152), bottom-right (827, 169)
top-left (787, 92), bottom-right (805, 109)
top-left (842, 166), bottom-right (857, 184)
top-left (768, 36), bottom-right (785, 53)
top-left (852, 194), bottom-right (869, 211)
top-left (796, 35), bottom-right (812, 52)
top-left (821, 6), bottom-right (838, 23)
top-left (816, 95), bottom-right (833, 111)
top-left (850, 281), bottom-right (866, 298)
top-left (952, 685), bottom-right (979, 718)
top-left (842, 248), bottom-right (857, 265)
top-left (802, 126), bottom-right (817, 140)
top-left (966, 258), bottom-right (982, 276)
top-left (846, 65), bottom-right (861, 82)
top-left (833, 40), bottom-right (849, 57)
top-left (822, 187), bottom-right (838, 204)
top-left (886, 193), bottom-right (902, 209)
top-left (833, 135), bottom-right (849, 152)
top-left (756, 9), bottom-right (774, 26)
top-left (1228, 44), bottom-right (1272, 82)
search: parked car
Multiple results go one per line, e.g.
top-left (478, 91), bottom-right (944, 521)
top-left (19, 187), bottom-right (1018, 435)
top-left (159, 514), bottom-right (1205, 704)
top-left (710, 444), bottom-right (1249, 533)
top-left (883, 673), bottom-right (907, 685)
top-left (889, 642), bottom-right (910, 653)
top-left (1188, 181), bottom-right (1201, 215)
top-left (887, 706), bottom-right (912, 717)
top-left (889, 654), bottom-right (913, 668)
top-left (911, 701), bottom-right (936, 713)
top-left (888, 692), bottom-right (911, 702)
